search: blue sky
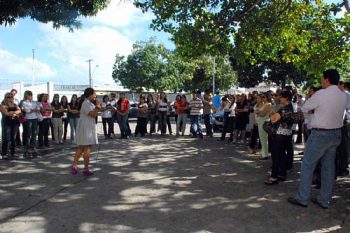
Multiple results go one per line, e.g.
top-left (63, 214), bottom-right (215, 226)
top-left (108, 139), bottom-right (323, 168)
top-left (0, 1), bottom-right (174, 89)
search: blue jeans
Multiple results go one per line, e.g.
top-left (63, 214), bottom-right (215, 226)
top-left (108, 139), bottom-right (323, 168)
top-left (117, 114), bottom-right (129, 138)
top-left (295, 129), bottom-right (342, 207)
top-left (69, 117), bottom-right (79, 141)
top-left (203, 114), bottom-right (213, 136)
top-left (190, 115), bottom-right (202, 137)
top-left (25, 119), bottom-right (38, 149)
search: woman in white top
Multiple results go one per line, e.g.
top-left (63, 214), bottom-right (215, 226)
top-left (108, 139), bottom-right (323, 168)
top-left (22, 90), bottom-right (40, 157)
top-left (101, 95), bottom-right (115, 139)
top-left (218, 95), bottom-right (236, 141)
top-left (72, 88), bottom-right (101, 176)
top-left (157, 91), bottom-right (170, 135)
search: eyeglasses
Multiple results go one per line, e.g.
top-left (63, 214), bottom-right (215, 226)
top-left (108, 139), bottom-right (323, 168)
top-left (7, 96), bottom-right (13, 98)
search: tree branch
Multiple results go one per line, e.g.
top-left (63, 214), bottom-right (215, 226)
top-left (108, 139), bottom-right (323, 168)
top-left (344, 0), bottom-right (350, 13)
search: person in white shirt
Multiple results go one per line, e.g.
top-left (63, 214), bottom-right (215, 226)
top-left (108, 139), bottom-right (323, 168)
top-left (22, 90), bottom-right (40, 157)
top-left (288, 69), bottom-right (347, 209)
top-left (101, 95), bottom-right (115, 139)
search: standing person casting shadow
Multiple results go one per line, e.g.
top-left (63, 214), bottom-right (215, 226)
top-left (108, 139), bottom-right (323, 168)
top-left (71, 88), bottom-right (101, 176)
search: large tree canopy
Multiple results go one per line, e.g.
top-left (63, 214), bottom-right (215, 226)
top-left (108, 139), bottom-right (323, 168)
top-left (112, 39), bottom-right (237, 92)
top-left (0, 0), bottom-right (110, 30)
top-left (134, 0), bottom-right (350, 86)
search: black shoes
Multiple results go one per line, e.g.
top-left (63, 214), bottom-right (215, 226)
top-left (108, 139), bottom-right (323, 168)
top-left (287, 197), bottom-right (307, 208)
top-left (311, 197), bottom-right (328, 209)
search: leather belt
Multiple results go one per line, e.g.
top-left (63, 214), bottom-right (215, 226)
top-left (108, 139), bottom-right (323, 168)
top-left (312, 128), bottom-right (341, 131)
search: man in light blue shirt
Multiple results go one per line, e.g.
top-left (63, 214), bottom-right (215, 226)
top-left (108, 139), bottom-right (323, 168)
top-left (212, 90), bottom-right (221, 113)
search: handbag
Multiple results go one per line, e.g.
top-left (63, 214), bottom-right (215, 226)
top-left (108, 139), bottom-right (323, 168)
top-left (293, 111), bottom-right (304, 124)
top-left (18, 115), bottom-right (27, 124)
top-left (263, 120), bottom-right (277, 135)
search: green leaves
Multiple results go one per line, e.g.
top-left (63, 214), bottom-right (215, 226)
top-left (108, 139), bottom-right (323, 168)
top-left (112, 39), bottom-right (237, 92)
top-left (135, 0), bottom-right (350, 87)
top-left (0, 0), bottom-right (110, 30)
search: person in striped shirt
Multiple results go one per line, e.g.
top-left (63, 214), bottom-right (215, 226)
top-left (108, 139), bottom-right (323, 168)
top-left (189, 89), bottom-right (204, 138)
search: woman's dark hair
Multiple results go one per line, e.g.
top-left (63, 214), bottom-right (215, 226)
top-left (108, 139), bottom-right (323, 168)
top-left (38, 93), bottom-right (43, 102)
top-left (159, 91), bottom-right (168, 103)
top-left (61, 95), bottom-right (68, 107)
top-left (84, 88), bottom-right (95, 99)
top-left (117, 93), bottom-right (126, 105)
top-left (280, 90), bottom-right (293, 101)
top-left (23, 90), bottom-right (33, 100)
top-left (139, 95), bottom-right (145, 102)
top-left (147, 94), bottom-right (154, 104)
top-left (70, 94), bottom-right (78, 105)
top-left (103, 95), bottom-right (109, 102)
top-left (323, 69), bottom-right (340, 85)
top-left (51, 94), bottom-right (59, 105)
top-left (77, 94), bottom-right (85, 111)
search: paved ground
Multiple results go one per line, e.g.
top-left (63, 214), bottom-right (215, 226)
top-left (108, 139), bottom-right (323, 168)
top-left (0, 122), bottom-right (349, 233)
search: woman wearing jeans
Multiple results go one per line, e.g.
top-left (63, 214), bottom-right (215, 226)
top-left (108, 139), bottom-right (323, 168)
top-left (1, 92), bottom-right (21, 159)
top-left (68, 94), bottom-right (80, 143)
top-left (38, 93), bottom-right (52, 148)
top-left (22, 90), bottom-right (40, 157)
top-left (61, 95), bottom-right (69, 142)
top-left (175, 95), bottom-right (189, 136)
top-left (117, 93), bottom-right (130, 139)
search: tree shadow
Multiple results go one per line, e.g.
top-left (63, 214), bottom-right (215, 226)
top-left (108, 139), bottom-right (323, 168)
top-left (0, 135), bottom-right (349, 233)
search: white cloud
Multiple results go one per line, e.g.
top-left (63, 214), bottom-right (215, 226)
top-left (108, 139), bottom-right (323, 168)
top-left (38, 23), bottom-right (134, 85)
top-left (0, 49), bottom-right (56, 81)
top-left (0, 0), bottom-right (165, 86)
top-left (35, 1), bottom-right (157, 85)
top-left (89, 0), bottom-right (153, 28)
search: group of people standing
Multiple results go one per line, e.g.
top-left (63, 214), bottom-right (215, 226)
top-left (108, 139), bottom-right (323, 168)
top-left (0, 89), bottom-right (80, 159)
top-left (1, 68), bottom-right (349, 208)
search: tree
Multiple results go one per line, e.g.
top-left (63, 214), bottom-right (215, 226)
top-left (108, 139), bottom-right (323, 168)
top-left (0, 0), bottom-right (110, 30)
top-left (134, 0), bottom-right (350, 85)
top-left (235, 60), bottom-right (308, 88)
top-left (112, 39), bottom-right (177, 92)
top-left (112, 39), bottom-right (237, 92)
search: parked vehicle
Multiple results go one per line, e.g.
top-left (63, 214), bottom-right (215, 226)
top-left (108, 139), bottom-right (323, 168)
top-left (212, 111), bottom-right (224, 132)
top-left (128, 101), bottom-right (138, 119)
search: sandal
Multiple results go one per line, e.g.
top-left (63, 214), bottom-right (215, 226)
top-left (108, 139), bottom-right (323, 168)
top-left (264, 177), bottom-right (279, 185)
top-left (71, 166), bottom-right (78, 175)
top-left (83, 169), bottom-right (94, 177)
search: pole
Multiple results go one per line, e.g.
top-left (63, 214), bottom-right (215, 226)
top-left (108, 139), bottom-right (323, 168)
top-left (32, 49), bottom-right (35, 86)
top-left (212, 56), bottom-right (216, 94)
top-left (87, 59), bottom-right (93, 88)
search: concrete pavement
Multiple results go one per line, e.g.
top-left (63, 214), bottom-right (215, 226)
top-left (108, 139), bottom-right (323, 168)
top-left (0, 124), bottom-right (349, 233)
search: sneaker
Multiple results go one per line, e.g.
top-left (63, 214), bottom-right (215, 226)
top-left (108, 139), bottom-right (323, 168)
top-left (83, 169), bottom-right (94, 176)
top-left (71, 166), bottom-right (78, 175)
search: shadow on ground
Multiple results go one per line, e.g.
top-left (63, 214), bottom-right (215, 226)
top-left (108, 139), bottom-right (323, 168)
top-left (0, 134), bottom-right (349, 233)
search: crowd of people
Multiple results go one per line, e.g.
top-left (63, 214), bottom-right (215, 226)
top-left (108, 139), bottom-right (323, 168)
top-left (1, 69), bottom-right (349, 208)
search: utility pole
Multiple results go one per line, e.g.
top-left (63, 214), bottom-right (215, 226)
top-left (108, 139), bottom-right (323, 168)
top-left (87, 59), bottom-right (93, 88)
top-left (32, 49), bottom-right (35, 86)
top-left (212, 56), bottom-right (216, 94)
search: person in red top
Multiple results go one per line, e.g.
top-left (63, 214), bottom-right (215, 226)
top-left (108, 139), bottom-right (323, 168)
top-left (175, 95), bottom-right (189, 136)
top-left (117, 93), bottom-right (130, 139)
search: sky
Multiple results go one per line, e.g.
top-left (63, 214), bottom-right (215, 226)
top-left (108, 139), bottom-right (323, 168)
top-left (0, 0), bottom-right (174, 89)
